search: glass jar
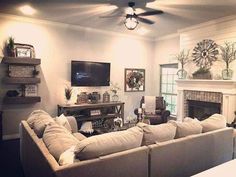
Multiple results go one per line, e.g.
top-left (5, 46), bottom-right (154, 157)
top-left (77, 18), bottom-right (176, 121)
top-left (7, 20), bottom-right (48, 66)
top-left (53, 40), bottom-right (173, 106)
top-left (222, 68), bottom-right (233, 80)
top-left (112, 93), bottom-right (119, 102)
top-left (177, 69), bottom-right (187, 79)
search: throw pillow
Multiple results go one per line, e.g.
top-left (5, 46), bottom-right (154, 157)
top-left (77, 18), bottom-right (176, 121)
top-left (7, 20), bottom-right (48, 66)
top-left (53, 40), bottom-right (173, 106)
top-left (169, 119), bottom-right (202, 138)
top-left (43, 122), bottom-right (79, 161)
top-left (74, 126), bottom-right (143, 160)
top-left (27, 110), bottom-right (54, 137)
top-left (58, 146), bottom-right (77, 166)
top-left (55, 114), bottom-right (72, 133)
top-left (137, 122), bottom-right (176, 145)
top-left (201, 114), bottom-right (226, 132)
top-left (27, 110), bottom-right (50, 128)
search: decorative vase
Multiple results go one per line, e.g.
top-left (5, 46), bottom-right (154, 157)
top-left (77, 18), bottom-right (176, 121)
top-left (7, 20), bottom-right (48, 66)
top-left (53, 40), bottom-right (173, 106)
top-left (65, 99), bottom-right (70, 105)
top-left (112, 93), bottom-right (119, 102)
top-left (103, 91), bottom-right (110, 103)
top-left (177, 69), bottom-right (187, 79)
top-left (222, 68), bottom-right (233, 80)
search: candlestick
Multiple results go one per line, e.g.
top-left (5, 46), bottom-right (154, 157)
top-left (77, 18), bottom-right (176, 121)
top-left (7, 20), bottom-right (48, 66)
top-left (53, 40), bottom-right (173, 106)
top-left (138, 108), bottom-right (142, 114)
top-left (142, 103), bottom-right (146, 109)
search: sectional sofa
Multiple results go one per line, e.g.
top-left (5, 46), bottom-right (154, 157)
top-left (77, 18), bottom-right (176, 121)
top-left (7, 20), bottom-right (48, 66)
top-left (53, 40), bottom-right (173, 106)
top-left (20, 111), bottom-right (236, 177)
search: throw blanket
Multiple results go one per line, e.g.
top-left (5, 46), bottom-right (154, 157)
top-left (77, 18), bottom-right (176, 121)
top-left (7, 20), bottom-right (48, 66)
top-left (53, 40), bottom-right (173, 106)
top-left (145, 96), bottom-right (156, 114)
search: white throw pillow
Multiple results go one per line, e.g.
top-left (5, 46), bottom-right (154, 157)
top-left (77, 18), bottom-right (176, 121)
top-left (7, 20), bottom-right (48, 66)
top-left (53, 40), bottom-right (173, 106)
top-left (201, 114), bottom-right (226, 132)
top-left (58, 146), bottom-right (77, 166)
top-left (137, 122), bottom-right (177, 145)
top-left (55, 114), bottom-right (72, 133)
top-left (169, 119), bottom-right (202, 138)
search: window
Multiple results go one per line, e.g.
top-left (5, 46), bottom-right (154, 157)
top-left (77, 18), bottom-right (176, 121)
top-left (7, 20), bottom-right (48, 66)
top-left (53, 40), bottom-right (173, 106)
top-left (160, 64), bottom-right (178, 116)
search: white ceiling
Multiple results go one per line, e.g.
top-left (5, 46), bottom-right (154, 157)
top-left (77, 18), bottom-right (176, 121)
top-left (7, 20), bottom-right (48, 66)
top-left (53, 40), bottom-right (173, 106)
top-left (1, 0), bottom-right (236, 39)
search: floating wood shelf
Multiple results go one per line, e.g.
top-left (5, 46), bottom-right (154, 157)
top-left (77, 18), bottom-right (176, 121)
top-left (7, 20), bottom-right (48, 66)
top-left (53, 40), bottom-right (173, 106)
top-left (3, 77), bottom-right (40, 84)
top-left (3, 96), bottom-right (41, 104)
top-left (2, 57), bottom-right (41, 65)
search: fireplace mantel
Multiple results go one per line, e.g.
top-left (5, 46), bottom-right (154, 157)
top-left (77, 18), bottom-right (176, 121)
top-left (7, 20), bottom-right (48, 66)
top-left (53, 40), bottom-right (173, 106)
top-left (176, 79), bottom-right (236, 123)
top-left (176, 79), bottom-right (236, 94)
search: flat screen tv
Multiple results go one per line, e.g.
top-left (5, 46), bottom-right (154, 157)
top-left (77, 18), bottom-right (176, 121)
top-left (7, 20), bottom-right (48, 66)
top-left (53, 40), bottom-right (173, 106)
top-left (71, 60), bottom-right (110, 86)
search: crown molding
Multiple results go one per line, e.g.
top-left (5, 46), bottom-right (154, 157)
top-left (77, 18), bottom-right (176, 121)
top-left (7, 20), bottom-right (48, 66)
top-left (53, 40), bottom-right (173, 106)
top-left (0, 13), bottom-right (154, 42)
top-left (155, 33), bottom-right (179, 41)
top-left (178, 15), bottom-right (236, 34)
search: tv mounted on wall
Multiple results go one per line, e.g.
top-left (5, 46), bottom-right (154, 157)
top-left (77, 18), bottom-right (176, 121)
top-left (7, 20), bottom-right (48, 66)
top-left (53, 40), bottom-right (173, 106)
top-left (71, 60), bottom-right (110, 86)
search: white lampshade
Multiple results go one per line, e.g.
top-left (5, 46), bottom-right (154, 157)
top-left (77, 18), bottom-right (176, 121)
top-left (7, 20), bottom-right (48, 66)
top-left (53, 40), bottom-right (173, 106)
top-left (124, 16), bottom-right (139, 30)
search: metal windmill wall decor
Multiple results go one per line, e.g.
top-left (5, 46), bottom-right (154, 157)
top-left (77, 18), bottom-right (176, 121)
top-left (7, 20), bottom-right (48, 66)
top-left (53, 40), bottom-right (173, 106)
top-left (192, 39), bottom-right (219, 79)
top-left (192, 39), bottom-right (219, 68)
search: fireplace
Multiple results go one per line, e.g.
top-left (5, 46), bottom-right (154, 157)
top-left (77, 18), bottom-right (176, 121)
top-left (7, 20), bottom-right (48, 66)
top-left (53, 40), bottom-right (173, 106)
top-left (176, 80), bottom-right (236, 123)
top-left (188, 100), bottom-right (221, 121)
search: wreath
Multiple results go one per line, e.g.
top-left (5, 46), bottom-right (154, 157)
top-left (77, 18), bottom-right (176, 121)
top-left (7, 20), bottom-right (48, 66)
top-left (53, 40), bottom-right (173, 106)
top-left (126, 71), bottom-right (144, 89)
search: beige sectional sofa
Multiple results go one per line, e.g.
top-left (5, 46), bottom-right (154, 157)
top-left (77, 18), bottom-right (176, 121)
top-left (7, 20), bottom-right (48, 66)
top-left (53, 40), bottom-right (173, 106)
top-left (20, 112), bottom-right (236, 177)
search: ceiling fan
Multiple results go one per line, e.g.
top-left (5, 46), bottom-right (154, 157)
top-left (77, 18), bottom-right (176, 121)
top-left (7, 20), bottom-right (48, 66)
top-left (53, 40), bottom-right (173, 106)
top-left (101, 1), bottom-right (164, 30)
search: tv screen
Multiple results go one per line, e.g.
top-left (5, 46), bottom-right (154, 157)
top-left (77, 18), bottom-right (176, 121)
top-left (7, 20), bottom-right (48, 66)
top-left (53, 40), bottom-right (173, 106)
top-left (71, 61), bottom-right (110, 86)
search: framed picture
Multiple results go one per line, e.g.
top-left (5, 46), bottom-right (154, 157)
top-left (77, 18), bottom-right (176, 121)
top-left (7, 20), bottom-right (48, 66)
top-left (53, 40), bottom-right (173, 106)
top-left (14, 43), bottom-right (35, 58)
top-left (24, 85), bottom-right (38, 97)
top-left (16, 47), bottom-right (31, 57)
top-left (124, 68), bottom-right (145, 92)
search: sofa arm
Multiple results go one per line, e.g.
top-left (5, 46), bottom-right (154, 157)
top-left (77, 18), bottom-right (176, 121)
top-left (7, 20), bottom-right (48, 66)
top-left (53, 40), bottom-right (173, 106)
top-left (161, 110), bottom-right (170, 123)
top-left (233, 129), bottom-right (236, 159)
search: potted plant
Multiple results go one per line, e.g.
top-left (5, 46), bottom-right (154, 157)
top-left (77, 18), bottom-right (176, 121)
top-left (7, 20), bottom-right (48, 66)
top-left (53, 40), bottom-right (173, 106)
top-left (192, 67), bottom-right (212, 79)
top-left (175, 49), bottom-right (189, 79)
top-left (220, 42), bottom-right (236, 80)
top-left (65, 85), bottom-right (73, 105)
top-left (6, 36), bottom-right (15, 57)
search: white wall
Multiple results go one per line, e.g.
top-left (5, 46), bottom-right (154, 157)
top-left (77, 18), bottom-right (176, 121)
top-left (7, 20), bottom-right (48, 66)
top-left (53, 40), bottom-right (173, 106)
top-left (0, 14), bottom-right (155, 138)
top-left (153, 34), bottom-right (180, 95)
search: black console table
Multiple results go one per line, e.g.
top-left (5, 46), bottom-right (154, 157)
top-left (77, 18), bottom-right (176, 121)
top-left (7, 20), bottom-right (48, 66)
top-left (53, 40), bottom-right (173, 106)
top-left (57, 102), bottom-right (125, 128)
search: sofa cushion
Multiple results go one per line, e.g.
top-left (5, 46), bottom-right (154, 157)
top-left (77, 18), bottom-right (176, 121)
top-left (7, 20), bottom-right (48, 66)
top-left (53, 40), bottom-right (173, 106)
top-left (137, 122), bottom-right (176, 145)
top-left (201, 114), bottom-right (227, 132)
top-left (43, 122), bottom-right (79, 161)
top-left (55, 114), bottom-right (72, 132)
top-left (74, 126), bottom-right (143, 160)
top-left (27, 110), bottom-right (54, 137)
top-left (169, 118), bottom-right (202, 138)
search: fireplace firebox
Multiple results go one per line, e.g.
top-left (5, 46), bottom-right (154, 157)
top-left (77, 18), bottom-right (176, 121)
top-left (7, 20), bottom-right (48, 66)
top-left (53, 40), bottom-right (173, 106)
top-left (188, 100), bottom-right (221, 121)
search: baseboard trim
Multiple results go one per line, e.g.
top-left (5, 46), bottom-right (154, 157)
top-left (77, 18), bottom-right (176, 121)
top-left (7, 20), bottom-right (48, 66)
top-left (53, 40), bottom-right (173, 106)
top-left (3, 133), bottom-right (20, 140)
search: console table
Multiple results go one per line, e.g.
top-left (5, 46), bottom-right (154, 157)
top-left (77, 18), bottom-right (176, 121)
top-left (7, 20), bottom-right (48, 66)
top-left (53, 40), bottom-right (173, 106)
top-left (57, 102), bottom-right (124, 128)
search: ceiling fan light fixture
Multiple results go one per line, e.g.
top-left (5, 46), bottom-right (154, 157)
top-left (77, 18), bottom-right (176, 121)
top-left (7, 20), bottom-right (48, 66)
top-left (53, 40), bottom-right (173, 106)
top-left (124, 15), bottom-right (139, 30)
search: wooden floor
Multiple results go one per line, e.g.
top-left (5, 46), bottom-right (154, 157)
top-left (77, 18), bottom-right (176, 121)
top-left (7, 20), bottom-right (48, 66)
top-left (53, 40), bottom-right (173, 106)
top-left (0, 139), bottom-right (25, 177)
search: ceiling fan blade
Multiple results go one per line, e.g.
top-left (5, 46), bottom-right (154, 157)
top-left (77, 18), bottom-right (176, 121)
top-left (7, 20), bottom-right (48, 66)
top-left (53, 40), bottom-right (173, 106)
top-left (137, 17), bottom-right (155, 24)
top-left (137, 10), bottom-right (163, 16)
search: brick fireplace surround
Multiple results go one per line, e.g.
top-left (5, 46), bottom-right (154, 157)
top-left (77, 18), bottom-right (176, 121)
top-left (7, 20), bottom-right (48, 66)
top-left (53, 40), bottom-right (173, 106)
top-left (176, 80), bottom-right (236, 123)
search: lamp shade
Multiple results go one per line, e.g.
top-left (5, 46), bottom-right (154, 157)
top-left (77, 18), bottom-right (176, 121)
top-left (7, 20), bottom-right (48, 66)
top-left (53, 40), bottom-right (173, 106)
top-left (124, 15), bottom-right (139, 30)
